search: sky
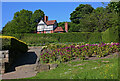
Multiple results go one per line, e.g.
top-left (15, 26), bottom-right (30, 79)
top-left (1, 2), bottom-right (109, 30)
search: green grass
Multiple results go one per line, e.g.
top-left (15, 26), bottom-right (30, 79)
top-left (25, 55), bottom-right (119, 79)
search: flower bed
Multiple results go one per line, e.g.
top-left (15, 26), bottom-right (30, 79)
top-left (40, 42), bottom-right (120, 64)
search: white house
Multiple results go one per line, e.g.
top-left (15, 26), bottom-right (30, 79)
top-left (37, 16), bottom-right (68, 34)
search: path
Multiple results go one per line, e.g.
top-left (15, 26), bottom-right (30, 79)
top-left (2, 46), bottom-right (42, 79)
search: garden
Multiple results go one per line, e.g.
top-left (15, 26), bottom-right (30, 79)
top-left (1, 1), bottom-right (120, 80)
top-left (26, 42), bottom-right (119, 79)
top-left (40, 42), bottom-right (119, 64)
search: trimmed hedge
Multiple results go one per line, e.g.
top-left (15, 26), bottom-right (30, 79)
top-left (1, 38), bottom-right (11, 50)
top-left (102, 26), bottom-right (119, 43)
top-left (1, 36), bottom-right (28, 65)
top-left (88, 32), bottom-right (102, 43)
top-left (4, 32), bottom-right (102, 45)
top-left (1, 36), bottom-right (28, 52)
top-left (2, 26), bottom-right (119, 46)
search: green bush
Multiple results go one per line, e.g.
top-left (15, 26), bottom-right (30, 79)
top-left (1, 38), bottom-right (11, 50)
top-left (1, 36), bottom-right (28, 64)
top-left (102, 26), bottom-right (119, 43)
top-left (89, 32), bottom-right (102, 43)
top-left (11, 38), bottom-right (28, 53)
top-left (2, 27), bottom-right (119, 46)
top-left (1, 36), bottom-right (28, 53)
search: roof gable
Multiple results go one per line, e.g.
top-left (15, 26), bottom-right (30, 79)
top-left (54, 27), bottom-right (64, 32)
top-left (38, 20), bottom-right (45, 24)
top-left (46, 20), bottom-right (56, 25)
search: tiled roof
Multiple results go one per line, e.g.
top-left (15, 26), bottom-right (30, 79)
top-left (54, 27), bottom-right (64, 32)
top-left (46, 20), bottom-right (56, 25)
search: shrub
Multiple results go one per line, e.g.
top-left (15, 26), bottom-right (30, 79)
top-left (0, 36), bottom-right (28, 53)
top-left (89, 32), bottom-right (102, 43)
top-left (102, 27), bottom-right (119, 43)
top-left (2, 27), bottom-right (119, 46)
top-left (0, 36), bottom-right (28, 64)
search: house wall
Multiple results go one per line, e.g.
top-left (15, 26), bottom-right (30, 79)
top-left (37, 20), bottom-right (58, 33)
top-left (51, 30), bottom-right (54, 33)
top-left (44, 25), bottom-right (53, 31)
top-left (37, 20), bottom-right (47, 31)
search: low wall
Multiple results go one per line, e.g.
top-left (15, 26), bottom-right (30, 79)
top-left (0, 50), bottom-right (9, 74)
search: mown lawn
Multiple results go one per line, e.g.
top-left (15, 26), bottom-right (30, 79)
top-left (26, 54), bottom-right (119, 79)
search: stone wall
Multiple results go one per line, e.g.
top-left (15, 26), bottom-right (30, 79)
top-left (0, 50), bottom-right (9, 74)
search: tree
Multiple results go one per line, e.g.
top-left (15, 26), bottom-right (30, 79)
top-left (77, 7), bottom-right (119, 32)
top-left (107, 1), bottom-right (120, 13)
top-left (4, 9), bottom-right (33, 33)
top-left (2, 9), bottom-right (44, 34)
top-left (58, 22), bottom-right (65, 30)
top-left (30, 9), bottom-right (45, 32)
top-left (70, 4), bottom-right (94, 24)
top-left (68, 22), bottom-right (80, 32)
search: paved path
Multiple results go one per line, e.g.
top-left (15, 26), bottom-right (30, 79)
top-left (2, 46), bottom-right (42, 79)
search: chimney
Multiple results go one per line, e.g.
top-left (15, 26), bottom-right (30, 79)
top-left (65, 22), bottom-right (68, 32)
top-left (44, 16), bottom-right (48, 22)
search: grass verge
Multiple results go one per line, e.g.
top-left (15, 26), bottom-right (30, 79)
top-left (25, 55), bottom-right (118, 79)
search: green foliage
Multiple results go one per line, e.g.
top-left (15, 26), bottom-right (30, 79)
top-left (102, 26), bottom-right (119, 43)
top-left (88, 32), bottom-right (102, 43)
top-left (58, 22), bottom-right (65, 30)
top-left (3, 25), bottom-right (119, 45)
top-left (2, 9), bottom-right (44, 34)
top-left (11, 38), bottom-right (28, 53)
top-left (70, 4), bottom-right (94, 24)
top-left (30, 9), bottom-right (45, 31)
top-left (1, 37), bottom-right (28, 53)
top-left (1, 38), bottom-right (11, 50)
top-left (69, 3), bottom-right (119, 32)
top-left (107, 1), bottom-right (120, 13)
top-left (4, 32), bottom-right (103, 45)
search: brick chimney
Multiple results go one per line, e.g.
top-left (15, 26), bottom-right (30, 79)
top-left (65, 22), bottom-right (68, 32)
top-left (44, 16), bottom-right (48, 22)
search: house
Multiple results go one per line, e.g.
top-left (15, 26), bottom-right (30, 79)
top-left (37, 16), bottom-right (68, 33)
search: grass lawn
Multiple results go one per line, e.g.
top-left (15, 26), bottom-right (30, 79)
top-left (25, 54), bottom-right (119, 79)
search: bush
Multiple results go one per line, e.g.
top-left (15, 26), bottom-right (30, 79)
top-left (102, 27), bottom-right (119, 43)
top-left (1, 38), bottom-right (11, 50)
top-left (1, 36), bottom-right (28, 64)
top-left (89, 32), bottom-right (102, 43)
top-left (2, 27), bottom-right (119, 46)
top-left (0, 36), bottom-right (28, 52)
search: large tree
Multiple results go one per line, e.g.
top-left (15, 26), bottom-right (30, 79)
top-left (80, 7), bottom-right (118, 32)
top-left (70, 4), bottom-right (94, 24)
top-left (2, 9), bottom-right (44, 34)
top-left (30, 9), bottom-right (45, 32)
top-left (107, 1), bottom-right (120, 13)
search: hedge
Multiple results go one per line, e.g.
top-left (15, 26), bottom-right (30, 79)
top-left (1, 36), bottom-right (28, 65)
top-left (88, 32), bottom-right (102, 43)
top-left (102, 26), bottom-right (119, 43)
top-left (0, 36), bottom-right (28, 52)
top-left (2, 27), bottom-right (119, 46)
top-left (3, 32), bottom-right (102, 45)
